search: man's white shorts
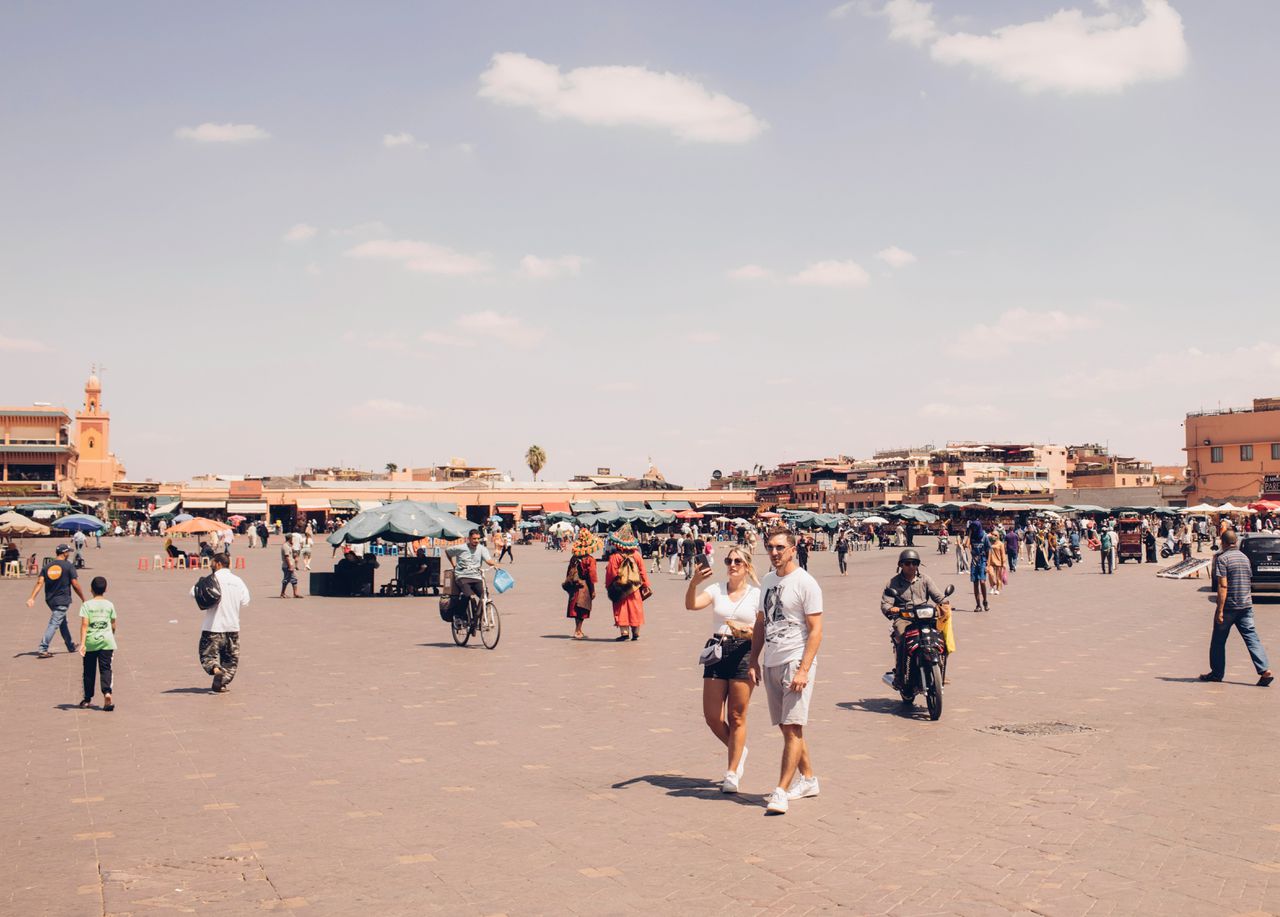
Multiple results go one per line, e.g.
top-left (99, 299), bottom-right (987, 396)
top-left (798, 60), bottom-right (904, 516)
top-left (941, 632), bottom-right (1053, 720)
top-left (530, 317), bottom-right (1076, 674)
top-left (764, 659), bottom-right (817, 726)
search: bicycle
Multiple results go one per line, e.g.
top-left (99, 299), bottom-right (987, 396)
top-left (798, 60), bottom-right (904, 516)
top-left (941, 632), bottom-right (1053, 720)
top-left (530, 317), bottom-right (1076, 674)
top-left (450, 572), bottom-right (502, 649)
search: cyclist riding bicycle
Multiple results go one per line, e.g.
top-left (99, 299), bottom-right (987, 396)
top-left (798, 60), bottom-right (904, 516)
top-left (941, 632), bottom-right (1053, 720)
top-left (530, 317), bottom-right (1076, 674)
top-left (447, 529), bottom-right (502, 616)
top-left (880, 548), bottom-right (947, 691)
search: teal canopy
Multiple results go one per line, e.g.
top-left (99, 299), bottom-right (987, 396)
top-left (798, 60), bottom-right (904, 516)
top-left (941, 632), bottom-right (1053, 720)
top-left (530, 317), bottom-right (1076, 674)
top-left (326, 499), bottom-right (478, 545)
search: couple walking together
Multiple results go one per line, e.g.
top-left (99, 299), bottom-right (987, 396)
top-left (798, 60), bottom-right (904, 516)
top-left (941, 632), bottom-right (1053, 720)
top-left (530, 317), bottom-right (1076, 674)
top-left (686, 528), bottom-right (823, 815)
top-left (563, 524), bottom-right (651, 640)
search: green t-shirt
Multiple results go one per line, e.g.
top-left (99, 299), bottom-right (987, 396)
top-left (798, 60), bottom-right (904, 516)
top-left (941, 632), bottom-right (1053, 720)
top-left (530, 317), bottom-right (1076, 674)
top-left (79, 598), bottom-right (117, 651)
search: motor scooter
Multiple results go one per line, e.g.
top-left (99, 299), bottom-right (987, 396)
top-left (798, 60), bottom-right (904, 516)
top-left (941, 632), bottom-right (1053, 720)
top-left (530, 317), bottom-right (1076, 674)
top-left (936, 534), bottom-right (949, 555)
top-left (883, 584), bottom-right (954, 721)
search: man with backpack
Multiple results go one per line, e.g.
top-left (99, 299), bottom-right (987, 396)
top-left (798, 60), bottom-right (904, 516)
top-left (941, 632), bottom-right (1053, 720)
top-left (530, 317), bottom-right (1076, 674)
top-left (190, 553), bottom-right (251, 693)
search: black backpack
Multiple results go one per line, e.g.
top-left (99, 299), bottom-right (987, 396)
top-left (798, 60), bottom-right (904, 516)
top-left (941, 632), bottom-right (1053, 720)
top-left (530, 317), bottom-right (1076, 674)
top-left (194, 571), bottom-right (223, 610)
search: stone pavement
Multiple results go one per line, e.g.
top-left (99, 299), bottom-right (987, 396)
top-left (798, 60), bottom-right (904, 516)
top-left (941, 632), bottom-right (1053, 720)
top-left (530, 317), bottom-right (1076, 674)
top-left (2, 537), bottom-right (1277, 916)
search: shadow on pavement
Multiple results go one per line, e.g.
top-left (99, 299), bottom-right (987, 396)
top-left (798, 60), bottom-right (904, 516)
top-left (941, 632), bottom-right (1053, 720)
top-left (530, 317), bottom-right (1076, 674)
top-left (53, 703), bottom-right (90, 711)
top-left (417, 643), bottom-right (462, 649)
top-left (538, 634), bottom-right (622, 643)
top-left (836, 698), bottom-right (926, 719)
top-left (611, 774), bottom-right (762, 807)
top-left (1155, 676), bottom-right (1259, 687)
top-left (161, 687), bottom-right (215, 694)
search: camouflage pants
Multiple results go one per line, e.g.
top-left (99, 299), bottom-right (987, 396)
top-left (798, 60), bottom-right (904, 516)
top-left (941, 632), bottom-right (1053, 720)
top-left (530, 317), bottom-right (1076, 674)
top-left (199, 631), bottom-right (240, 687)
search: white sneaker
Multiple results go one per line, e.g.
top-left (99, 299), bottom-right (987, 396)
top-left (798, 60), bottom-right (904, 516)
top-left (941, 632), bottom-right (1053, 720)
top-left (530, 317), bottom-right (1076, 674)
top-left (721, 771), bottom-right (739, 794)
top-left (765, 788), bottom-right (789, 814)
top-left (735, 747), bottom-right (749, 779)
top-left (787, 774), bottom-right (820, 799)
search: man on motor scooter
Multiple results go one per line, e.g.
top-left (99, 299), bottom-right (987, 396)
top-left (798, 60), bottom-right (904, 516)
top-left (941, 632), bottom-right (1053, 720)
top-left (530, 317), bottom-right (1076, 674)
top-left (880, 549), bottom-right (947, 691)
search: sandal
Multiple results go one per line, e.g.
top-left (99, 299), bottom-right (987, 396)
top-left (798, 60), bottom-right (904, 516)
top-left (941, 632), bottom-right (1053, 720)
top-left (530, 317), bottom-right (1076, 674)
top-left (103, 695), bottom-right (114, 712)
top-left (1259, 673), bottom-right (1274, 687)
top-left (78, 699), bottom-right (91, 708)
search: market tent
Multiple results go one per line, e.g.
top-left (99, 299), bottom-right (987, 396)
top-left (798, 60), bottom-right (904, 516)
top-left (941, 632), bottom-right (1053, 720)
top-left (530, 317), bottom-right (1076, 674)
top-left (327, 499), bottom-right (478, 545)
top-left (51, 513), bottom-right (106, 534)
top-left (167, 517), bottom-right (232, 535)
top-left (1181, 503), bottom-right (1219, 513)
top-left (1250, 501), bottom-right (1280, 513)
top-left (890, 508), bottom-right (938, 523)
top-left (1064, 504), bottom-right (1110, 514)
top-left (0, 510), bottom-right (50, 536)
top-left (171, 513), bottom-right (194, 524)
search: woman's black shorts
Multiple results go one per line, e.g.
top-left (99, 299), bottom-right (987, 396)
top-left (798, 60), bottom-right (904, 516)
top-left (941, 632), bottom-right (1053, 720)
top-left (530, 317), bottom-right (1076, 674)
top-left (703, 636), bottom-right (752, 681)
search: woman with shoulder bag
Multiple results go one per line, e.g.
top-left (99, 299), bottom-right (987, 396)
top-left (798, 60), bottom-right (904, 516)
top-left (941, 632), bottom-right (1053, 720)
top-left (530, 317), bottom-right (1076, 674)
top-left (564, 529), bottom-right (600, 639)
top-left (685, 544), bottom-right (760, 794)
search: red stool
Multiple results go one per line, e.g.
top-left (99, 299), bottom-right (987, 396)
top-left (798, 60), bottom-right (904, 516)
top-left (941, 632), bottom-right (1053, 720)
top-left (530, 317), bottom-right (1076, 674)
top-left (234, 556), bottom-right (246, 569)
top-left (137, 557), bottom-right (150, 570)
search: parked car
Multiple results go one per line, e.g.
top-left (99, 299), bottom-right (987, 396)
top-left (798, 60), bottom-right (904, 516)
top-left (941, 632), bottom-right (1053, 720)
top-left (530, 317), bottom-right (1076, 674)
top-left (1239, 533), bottom-right (1280, 593)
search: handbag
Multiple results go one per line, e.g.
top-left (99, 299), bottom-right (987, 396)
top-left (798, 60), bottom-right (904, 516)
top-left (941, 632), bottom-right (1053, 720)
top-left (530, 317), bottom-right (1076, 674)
top-left (698, 637), bottom-right (724, 667)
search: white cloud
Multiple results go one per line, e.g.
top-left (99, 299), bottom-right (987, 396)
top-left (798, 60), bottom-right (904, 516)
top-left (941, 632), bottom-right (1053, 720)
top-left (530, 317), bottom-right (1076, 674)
top-left (420, 312), bottom-right (545, 350)
top-left (874, 0), bottom-right (1188, 94)
top-left (345, 239), bottom-right (491, 276)
top-left (175, 122), bottom-right (270, 143)
top-left (951, 307), bottom-right (1100, 355)
top-left (881, 0), bottom-right (941, 47)
top-left (875, 245), bottom-right (917, 268)
top-left (383, 132), bottom-right (428, 150)
top-left (688, 331), bottom-right (722, 345)
top-left (477, 52), bottom-right (766, 144)
top-left (790, 259), bottom-right (871, 288)
top-left (519, 254), bottom-right (585, 280)
top-left (0, 335), bottom-right (50, 353)
top-left (456, 142), bottom-right (475, 154)
top-left (355, 398), bottom-right (426, 419)
top-left (727, 264), bottom-right (776, 281)
top-left (282, 223), bottom-right (317, 242)
top-left (454, 311), bottom-right (545, 349)
top-left (828, 2), bottom-right (861, 20)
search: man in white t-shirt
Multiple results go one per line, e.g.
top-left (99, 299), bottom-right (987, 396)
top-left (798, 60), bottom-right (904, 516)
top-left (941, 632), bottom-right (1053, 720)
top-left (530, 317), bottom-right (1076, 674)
top-left (749, 528), bottom-right (823, 815)
top-left (190, 552), bottom-right (251, 693)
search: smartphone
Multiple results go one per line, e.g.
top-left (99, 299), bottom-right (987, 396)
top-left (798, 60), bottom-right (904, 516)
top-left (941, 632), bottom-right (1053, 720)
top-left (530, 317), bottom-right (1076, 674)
top-left (694, 554), bottom-right (710, 570)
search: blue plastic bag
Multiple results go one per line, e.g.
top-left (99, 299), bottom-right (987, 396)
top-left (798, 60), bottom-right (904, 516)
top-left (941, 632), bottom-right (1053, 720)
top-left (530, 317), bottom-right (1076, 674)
top-left (493, 568), bottom-right (515, 594)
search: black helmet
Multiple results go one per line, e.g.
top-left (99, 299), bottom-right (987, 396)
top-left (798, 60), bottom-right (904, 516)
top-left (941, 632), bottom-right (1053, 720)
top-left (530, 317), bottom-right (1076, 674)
top-left (898, 548), bottom-right (920, 565)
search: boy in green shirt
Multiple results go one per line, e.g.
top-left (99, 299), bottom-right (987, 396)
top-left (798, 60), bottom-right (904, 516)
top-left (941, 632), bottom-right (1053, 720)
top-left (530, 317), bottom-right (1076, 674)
top-left (78, 576), bottom-right (117, 711)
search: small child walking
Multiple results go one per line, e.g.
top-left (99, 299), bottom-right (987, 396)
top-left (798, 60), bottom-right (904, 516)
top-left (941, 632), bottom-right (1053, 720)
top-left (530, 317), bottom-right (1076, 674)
top-left (78, 576), bottom-right (117, 711)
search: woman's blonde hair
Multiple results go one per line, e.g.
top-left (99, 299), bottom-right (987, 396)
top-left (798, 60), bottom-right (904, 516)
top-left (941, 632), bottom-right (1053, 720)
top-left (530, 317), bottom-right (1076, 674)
top-left (724, 544), bottom-right (760, 585)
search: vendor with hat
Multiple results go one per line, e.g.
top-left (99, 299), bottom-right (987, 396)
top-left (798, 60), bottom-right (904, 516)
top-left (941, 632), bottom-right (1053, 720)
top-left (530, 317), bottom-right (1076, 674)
top-left (564, 529), bottom-right (601, 639)
top-left (605, 524), bottom-right (651, 641)
top-left (28, 544), bottom-right (87, 658)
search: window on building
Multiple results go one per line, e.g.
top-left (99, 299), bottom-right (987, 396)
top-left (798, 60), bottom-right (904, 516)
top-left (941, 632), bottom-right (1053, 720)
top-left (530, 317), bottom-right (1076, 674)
top-left (1272, 443), bottom-right (1280, 461)
top-left (1241, 445), bottom-right (1254, 461)
top-left (1211, 447), bottom-right (1223, 463)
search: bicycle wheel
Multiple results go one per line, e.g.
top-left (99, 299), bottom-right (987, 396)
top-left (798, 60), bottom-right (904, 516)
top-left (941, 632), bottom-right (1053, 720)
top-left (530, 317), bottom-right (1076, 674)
top-left (480, 601), bottom-right (501, 649)
top-left (451, 610), bottom-right (471, 646)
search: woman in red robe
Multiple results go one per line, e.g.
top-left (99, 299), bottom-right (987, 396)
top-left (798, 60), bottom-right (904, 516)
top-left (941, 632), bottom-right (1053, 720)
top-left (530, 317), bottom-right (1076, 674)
top-left (605, 523), bottom-right (651, 641)
top-left (564, 529), bottom-right (600, 639)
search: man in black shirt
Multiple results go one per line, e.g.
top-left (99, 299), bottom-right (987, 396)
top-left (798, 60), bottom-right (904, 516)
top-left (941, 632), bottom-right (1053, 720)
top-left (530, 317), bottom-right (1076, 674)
top-left (27, 544), bottom-right (87, 657)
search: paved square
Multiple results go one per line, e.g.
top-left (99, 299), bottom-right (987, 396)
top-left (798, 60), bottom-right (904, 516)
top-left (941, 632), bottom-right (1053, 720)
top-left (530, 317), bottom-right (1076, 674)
top-left (2, 539), bottom-right (1278, 916)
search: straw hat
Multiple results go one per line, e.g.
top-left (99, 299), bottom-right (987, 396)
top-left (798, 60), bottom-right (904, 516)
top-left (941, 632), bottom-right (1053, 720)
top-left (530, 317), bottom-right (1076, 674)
top-left (571, 528), bottom-right (601, 557)
top-left (608, 523), bottom-right (639, 550)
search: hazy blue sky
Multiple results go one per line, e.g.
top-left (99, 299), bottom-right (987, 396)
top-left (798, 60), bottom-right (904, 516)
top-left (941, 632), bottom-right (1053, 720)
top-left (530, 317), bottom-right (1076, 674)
top-left (2, 1), bottom-right (1276, 484)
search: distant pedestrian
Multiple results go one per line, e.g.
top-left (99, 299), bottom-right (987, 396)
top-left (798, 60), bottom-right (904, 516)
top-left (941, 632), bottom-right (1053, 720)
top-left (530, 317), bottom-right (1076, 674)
top-left (680, 535), bottom-right (695, 580)
top-left (968, 521), bottom-right (990, 612)
top-left (796, 537), bottom-right (809, 571)
top-left (605, 524), bottom-right (650, 641)
top-left (1004, 528), bottom-right (1020, 573)
top-left (279, 537), bottom-right (302, 599)
top-left (1200, 530), bottom-right (1273, 686)
top-left (1100, 528), bottom-right (1114, 574)
top-left (497, 530), bottom-right (514, 564)
top-left (72, 529), bottom-right (87, 567)
top-left (835, 534), bottom-right (849, 576)
top-left (28, 544), bottom-right (85, 658)
top-left (301, 534), bottom-right (313, 571)
top-left (988, 533), bottom-right (1007, 596)
top-left (751, 528), bottom-right (823, 816)
top-left (247, 524), bottom-right (258, 549)
top-left (77, 575), bottom-right (117, 711)
top-left (192, 553), bottom-right (251, 693)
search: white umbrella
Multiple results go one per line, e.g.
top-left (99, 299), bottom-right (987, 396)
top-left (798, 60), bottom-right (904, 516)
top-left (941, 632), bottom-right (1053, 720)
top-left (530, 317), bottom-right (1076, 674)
top-left (548, 521), bottom-right (574, 535)
top-left (861, 515), bottom-right (889, 525)
top-left (0, 511), bottom-right (50, 536)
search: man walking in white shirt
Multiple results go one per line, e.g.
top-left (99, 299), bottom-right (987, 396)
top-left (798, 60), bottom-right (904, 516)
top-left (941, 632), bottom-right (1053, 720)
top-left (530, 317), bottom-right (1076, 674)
top-left (190, 553), bottom-right (251, 693)
top-left (749, 528), bottom-right (823, 815)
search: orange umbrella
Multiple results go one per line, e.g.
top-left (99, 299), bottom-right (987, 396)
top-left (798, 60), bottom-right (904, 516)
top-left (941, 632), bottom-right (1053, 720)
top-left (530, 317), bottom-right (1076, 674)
top-left (166, 517), bottom-right (231, 535)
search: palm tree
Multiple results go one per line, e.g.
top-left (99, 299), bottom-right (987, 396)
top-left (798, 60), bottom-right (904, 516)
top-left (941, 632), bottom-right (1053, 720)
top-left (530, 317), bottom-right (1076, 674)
top-left (525, 445), bottom-right (546, 481)
top-left (385, 462), bottom-right (398, 474)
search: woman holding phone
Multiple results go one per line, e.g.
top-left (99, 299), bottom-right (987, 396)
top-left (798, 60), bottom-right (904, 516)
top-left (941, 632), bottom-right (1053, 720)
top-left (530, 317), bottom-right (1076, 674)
top-left (685, 544), bottom-right (760, 794)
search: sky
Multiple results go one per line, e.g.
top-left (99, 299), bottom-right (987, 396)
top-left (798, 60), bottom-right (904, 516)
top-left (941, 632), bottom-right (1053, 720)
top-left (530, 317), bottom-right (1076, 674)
top-left (2, 1), bottom-right (1278, 485)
